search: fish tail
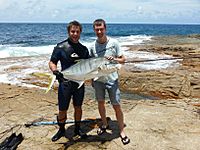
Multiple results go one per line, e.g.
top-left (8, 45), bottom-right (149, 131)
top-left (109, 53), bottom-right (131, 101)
top-left (32, 72), bottom-right (51, 77)
top-left (45, 75), bottom-right (56, 93)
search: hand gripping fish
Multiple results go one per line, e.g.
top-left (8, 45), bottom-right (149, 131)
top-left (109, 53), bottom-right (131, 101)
top-left (45, 57), bottom-right (121, 93)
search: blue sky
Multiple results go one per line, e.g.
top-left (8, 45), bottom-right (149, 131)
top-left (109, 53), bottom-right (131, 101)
top-left (0, 0), bottom-right (199, 24)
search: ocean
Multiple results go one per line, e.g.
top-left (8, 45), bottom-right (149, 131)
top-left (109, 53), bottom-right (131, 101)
top-left (0, 23), bottom-right (200, 89)
top-left (1, 23), bottom-right (200, 58)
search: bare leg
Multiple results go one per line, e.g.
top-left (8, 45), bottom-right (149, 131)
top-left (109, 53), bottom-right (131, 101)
top-left (113, 105), bottom-right (126, 137)
top-left (98, 100), bottom-right (108, 126)
top-left (58, 110), bottom-right (67, 122)
top-left (74, 106), bottom-right (82, 122)
top-left (113, 105), bottom-right (130, 144)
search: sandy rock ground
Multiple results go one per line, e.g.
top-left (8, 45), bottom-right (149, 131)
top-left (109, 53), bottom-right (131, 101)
top-left (0, 84), bottom-right (200, 150)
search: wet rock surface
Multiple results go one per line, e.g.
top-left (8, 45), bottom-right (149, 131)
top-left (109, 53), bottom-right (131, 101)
top-left (120, 34), bottom-right (200, 99)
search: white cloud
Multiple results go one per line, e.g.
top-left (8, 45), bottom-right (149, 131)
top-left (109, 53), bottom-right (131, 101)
top-left (0, 0), bottom-right (199, 23)
top-left (0, 0), bottom-right (14, 9)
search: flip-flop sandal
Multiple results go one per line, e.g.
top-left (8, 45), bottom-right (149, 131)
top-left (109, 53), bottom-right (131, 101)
top-left (97, 125), bottom-right (109, 135)
top-left (120, 135), bottom-right (130, 145)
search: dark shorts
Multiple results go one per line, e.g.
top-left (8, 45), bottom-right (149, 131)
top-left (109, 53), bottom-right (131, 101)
top-left (58, 81), bottom-right (85, 111)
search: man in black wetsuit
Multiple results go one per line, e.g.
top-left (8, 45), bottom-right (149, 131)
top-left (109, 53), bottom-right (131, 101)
top-left (49, 20), bottom-right (90, 141)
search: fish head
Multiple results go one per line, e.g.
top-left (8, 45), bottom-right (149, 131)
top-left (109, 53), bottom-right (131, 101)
top-left (98, 62), bottom-right (121, 73)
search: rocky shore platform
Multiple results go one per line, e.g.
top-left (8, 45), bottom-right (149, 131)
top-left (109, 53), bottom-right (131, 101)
top-left (120, 34), bottom-right (200, 99)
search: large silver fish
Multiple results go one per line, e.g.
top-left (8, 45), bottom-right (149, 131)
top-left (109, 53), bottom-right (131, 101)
top-left (46, 57), bottom-right (121, 93)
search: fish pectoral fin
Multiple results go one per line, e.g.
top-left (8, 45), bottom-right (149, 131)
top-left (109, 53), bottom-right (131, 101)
top-left (76, 81), bottom-right (84, 89)
top-left (46, 75), bottom-right (56, 93)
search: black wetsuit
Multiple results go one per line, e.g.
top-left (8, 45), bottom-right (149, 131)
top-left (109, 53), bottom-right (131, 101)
top-left (50, 38), bottom-right (90, 110)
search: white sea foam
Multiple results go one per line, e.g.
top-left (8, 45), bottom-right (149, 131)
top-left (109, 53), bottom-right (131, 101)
top-left (0, 35), bottom-right (151, 58)
top-left (0, 74), bottom-right (10, 83)
top-left (82, 35), bottom-right (152, 48)
top-left (0, 44), bottom-right (54, 58)
top-left (0, 54), bottom-right (50, 87)
top-left (117, 35), bottom-right (152, 46)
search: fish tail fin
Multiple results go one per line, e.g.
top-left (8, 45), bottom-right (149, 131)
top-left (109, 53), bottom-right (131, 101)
top-left (32, 72), bottom-right (51, 78)
top-left (45, 75), bottom-right (56, 93)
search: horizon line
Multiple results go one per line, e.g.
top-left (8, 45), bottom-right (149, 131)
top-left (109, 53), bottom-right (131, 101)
top-left (0, 21), bottom-right (200, 25)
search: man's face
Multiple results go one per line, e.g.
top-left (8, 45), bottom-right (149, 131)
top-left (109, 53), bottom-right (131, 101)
top-left (68, 25), bottom-right (81, 43)
top-left (94, 23), bottom-right (106, 39)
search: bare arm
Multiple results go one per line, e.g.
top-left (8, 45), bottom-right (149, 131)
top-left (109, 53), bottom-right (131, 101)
top-left (49, 61), bottom-right (58, 72)
top-left (106, 55), bottom-right (126, 64)
top-left (114, 55), bottom-right (125, 64)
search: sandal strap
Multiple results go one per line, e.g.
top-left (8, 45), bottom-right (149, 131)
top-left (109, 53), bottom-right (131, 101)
top-left (120, 135), bottom-right (130, 145)
top-left (101, 125), bottom-right (109, 129)
top-left (97, 125), bottom-right (109, 135)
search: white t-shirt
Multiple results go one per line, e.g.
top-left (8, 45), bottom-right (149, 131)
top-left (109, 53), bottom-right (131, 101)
top-left (89, 37), bottom-right (123, 84)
